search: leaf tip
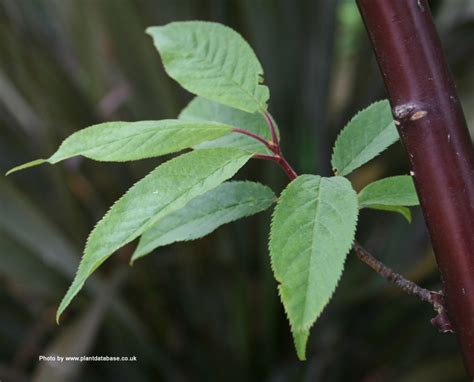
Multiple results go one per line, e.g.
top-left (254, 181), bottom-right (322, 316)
top-left (401, 208), bottom-right (413, 223)
top-left (293, 328), bottom-right (309, 361)
top-left (56, 302), bottom-right (67, 325)
top-left (130, 248), bottom-right (146, 265)
top-left (5, 159), bottom-right (47, 176)
top-left (145, 26), bottom-right (158, 36)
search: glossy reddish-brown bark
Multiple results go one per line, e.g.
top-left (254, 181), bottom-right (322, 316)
top-left (357, 0), bottom-right (474, 377)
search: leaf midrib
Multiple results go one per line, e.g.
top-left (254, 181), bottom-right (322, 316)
top-left (338, 120), bottom-right (394, 175)
top-left (51, 124), bottom-right (230, 162)
top-left (114, 154), bottom-right (250, 255)
top-left (170, 33), bottom-right (266, 112)
top-left (141, 196), bottom-right (274, 250)
top-left (301, 178), bottom-right (323, 328)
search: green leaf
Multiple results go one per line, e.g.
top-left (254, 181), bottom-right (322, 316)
top-left (358, 175), bottom-right (419, 222)
top-left (147, 21), bottom-right (269, 113)
top-left (57, 148), bottom-right (252, 322)
top-left (132, 181), bottom-right (276, 262)
top-left (179, 96), bottom-right (278, 155)
top-left (269, 175), bottom-right (358, 360)
top-left (358, 175), bottom-right (419, 207)
top-left (331, 100), bottom-right (398, 176)
top-left (7, 120), bottom-right (233, 174)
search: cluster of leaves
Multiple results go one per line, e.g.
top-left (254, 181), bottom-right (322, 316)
top-left (7, 21), bottom-right (419, 359)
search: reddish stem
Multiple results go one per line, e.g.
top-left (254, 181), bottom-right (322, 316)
top-left (234, 114), bottom-right (297, 180)
top-left (232, 128), bottom-right (274, 152)
top-left (277, 156), bottom-right (297, 180)
top-left (252, 154), bottom-right (280, 162)
top-left (252, 154), bottom-right (297, 180)
top-left (263, 111), bottom-right (279, 146)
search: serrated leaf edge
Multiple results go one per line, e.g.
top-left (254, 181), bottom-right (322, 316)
top-left (146, 21), bottom-right (269, 113)
top-left (268, 175), bottom-right (359, 360)
top-left (331, 100), bottom-right (398, 176)
top-left (56, 148), bottom-right (252, 323)
top-left (358, 175), bottom-right (420, 208)
top-left (7, 120), bottom-right (238, 175)
top-left (131, 180), bottom-right (276, 262)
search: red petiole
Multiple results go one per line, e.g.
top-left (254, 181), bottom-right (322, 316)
top-left (232, 112), bottom-right (297, 180)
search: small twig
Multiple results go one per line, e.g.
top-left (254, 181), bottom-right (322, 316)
top-left (352, 241), bottom-right (453, 333)
top-left (352, 241), bottom-right (431, 302)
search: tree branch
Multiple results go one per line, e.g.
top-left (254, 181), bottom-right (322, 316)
top-left (352, 241), bottom-right (452, 333)
top-left (357, 1), bottom-right (474, 375)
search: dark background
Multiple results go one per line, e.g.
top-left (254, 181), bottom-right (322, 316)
top-left (0, 0), bottom-right (473, 381)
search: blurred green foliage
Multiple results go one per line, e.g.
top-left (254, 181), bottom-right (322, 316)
top-left (0, 0), bottom-right (473, 381)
